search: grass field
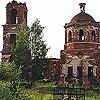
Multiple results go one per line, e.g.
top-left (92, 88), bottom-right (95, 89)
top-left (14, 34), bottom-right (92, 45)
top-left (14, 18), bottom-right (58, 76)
top-left (22, 81), bottom-right (100, 100)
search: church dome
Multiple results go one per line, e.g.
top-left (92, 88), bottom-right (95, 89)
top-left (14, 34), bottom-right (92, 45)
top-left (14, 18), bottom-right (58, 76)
top-left (70, 12), bottom-right (96, 24)
top-left (69, 3), bottom-right (96, 24)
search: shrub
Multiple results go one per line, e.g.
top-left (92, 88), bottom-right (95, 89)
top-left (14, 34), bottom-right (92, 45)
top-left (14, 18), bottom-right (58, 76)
top-left (0, 81), bottom-right (11, 100)
top-left (0, 62), bottom-right (22, 81)
top-left (0, 62), bottom-right (29, 100)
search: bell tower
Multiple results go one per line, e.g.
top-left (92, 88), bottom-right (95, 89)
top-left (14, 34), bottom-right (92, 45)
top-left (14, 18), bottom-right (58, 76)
top-left (2, 0), bottom-right (27, 61)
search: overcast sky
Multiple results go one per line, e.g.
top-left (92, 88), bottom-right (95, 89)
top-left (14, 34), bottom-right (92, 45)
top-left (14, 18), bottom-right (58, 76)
top-left (0, 0), bottom-right (100, 58)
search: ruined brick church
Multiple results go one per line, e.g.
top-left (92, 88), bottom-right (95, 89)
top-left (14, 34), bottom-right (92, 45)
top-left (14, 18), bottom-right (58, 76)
top-left (61, 3), bottom-right (100, 86)
top-left (1, 1), bottom-right (100, 85)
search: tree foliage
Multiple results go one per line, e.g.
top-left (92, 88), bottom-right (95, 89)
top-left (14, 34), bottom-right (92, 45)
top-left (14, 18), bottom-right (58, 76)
top-left (0, 19), bottom-right (49, 99)
top-left (0, 62), bottom-right (22, 81)
top-left (29, 19), bottom-right (48, 60)
top-left (13, 24), bottom-right (31, 67)
top-left (12, 19), bottom-right (48, 80)
top-left (29, 19), bottom-right (48, 80)
top-left (0, 62), bottom-right (28, 100)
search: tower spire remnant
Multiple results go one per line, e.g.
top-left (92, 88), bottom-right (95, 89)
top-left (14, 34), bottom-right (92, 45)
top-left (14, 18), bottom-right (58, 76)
top-left (79, 3), bottom-right (86, 12)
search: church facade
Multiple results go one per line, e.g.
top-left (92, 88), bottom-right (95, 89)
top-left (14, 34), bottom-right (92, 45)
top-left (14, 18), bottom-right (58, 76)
top-left (61, 3), bottom-right (100, 86)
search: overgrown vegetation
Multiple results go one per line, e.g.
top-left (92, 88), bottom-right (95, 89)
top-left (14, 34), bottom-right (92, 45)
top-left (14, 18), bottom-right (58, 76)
top-left (13, 24), bottom-right (30, 68)
top-left (22, 81), bottom-right (100, 100)
top-left (0, 19), bottom-right (49, 99)
top-left (12, 19), bottom-right (48, 80)
top-left (0, 62), bottom-right (28, 100)
top-left (29, 19), bottom-right (48, 80)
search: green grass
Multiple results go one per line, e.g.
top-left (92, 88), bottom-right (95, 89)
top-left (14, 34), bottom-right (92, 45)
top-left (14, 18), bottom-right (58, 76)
top-left (85, 90), bottom-right (100, 100)
top-left (21, 88), bottom-right (54, 100)
top-left (21, 81), bottom-right (100, 100)
top-left (32, 81), bottom-right (56, 88)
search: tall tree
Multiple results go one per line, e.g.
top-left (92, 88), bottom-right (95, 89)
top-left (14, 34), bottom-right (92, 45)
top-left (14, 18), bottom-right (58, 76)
top-left (29, 19), bottom-right (48, 80)
top-left (12, 19), bottom-right (48, 80)
top-left (29, 19), bottom-right (48, 60)
top-left (13, 24), bottom-right (31, 68)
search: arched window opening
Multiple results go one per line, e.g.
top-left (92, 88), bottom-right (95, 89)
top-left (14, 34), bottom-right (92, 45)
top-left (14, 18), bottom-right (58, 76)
top-left (91, 31), bottom-right (96, 41)
top-left (68, 31), bottom-right (72, 41)
top-left (11, 9), bottom-right (17, 24)
top-left (79, 29), bottom-right (85, 41)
